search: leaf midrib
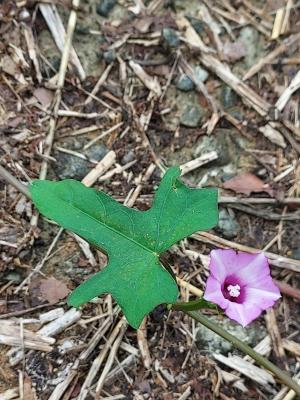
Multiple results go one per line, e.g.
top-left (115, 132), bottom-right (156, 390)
top-left (66, 198), bottom-right (158, 257)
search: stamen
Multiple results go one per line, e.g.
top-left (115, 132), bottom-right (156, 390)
top-left (227, 284), bottom-right (240, 298)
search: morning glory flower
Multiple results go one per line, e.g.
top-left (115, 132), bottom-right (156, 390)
top-left (204, 249), bottom-right (281, 327)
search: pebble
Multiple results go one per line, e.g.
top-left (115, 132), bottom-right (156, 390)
top-left (291, 249), bottom-right (300, 260)
top-left (217, 208), bottom-right (240, 239)
top-left (180, 104), bottom-right (203, 128)
top-left (4, 271), bottom-right (22, 283)
top-left (221, 84), bottom-right (238, 109)
top-left (121, 150), bottom-right (135, 164)
top-left (162, 28), bottom-right (180, 47)
top-left (187, 17), bottom-right (205, 34)
top-left (96, 0), bottom-right (117, 17)
top-left (176, 74), bottom-right (194, 92)
top-left (238, 26), bottom-right (263, 68)
top-left (54, 144), bottom-right (108, 180)
top-left (103, 49), bottom-right (117, 63)
top-left (176, 66), bottom-right (208, 92)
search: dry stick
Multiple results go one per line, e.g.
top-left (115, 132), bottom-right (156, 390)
top-left (48, 370), bottom-right (78, 400)
top-left (84, 64), bottom-right (113, 106)
top-left (15, 227), bottom-right (64, 293)
top-left (0, 165), bottom-right (31, 199)
top-left (219, 196), bottom-right (300, 205)
top-left (39, 3), bottom-right (85, 80)
top-left (193, 232), bottom-right (300, 273)
top-left (243, 32), bottom-right (300, 81)
top-left (275, 70), bottom-right (300, 111)
top-left (94, 322), bottom-right (128, 398)
top-left (137, 317), bottom-right (152, 370)
top-left (180, 311), bottom-right (300, 396)
top-left (77, 318), bottom-right (127, 400)
top-left (31, 0), bottom-right (81, 228)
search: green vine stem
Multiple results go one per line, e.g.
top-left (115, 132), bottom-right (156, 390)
top-left (171, 298), bottom-right (218, 312)
top-left (176, 308), bottom-right (300, 396)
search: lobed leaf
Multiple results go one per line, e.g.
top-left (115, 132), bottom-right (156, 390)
top-left (30, 167), bottom-right (218, 328)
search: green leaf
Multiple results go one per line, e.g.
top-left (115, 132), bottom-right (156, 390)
top-left (30, 167), bottom-right (218, 328)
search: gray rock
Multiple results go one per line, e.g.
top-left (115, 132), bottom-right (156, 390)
top-left (54, 154), bottom-right (89, 181)
top-left (238, 27), bottom-right (264, 68)
top-left (121, 150), bottom-right (135, 164)
top-left (176, 66), bottom-right (208, 92)
top-left (163, 28), bottom-right (180, 47)
top-left (53, 144), bottom-right (108, 180)
top-left (196, 316), bottom-right (266, 355)
top-left (192, 130), bottom-right (254, 187)
top-left (103, 50), bottom-right (116, 63)
top-left (176, 74), bottom-right (194, 92)
top-left (291, 249), bottom-right (300, 260)
top-left (85, 144), bottom-right (108, 160)
top-left (96, 0), bottom-right (117, 17)
top-left (4, 271), bottom-right (22, 283)
top-left (75, 22), bottom-right (90, 35)
top-left (187, 17), bottom-right (205, 34)
top-left (180, 104), bottom-right (204, 127)
top-left (221, 85), bottom-right (238, 109)
top-left (217, 208), bottom-right (240, 239)
top-left (194, 66), bottom-right (209, 82)
top-left (195, 134), bottom-right (231, 166)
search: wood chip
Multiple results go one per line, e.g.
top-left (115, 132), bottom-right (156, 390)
top-left (213, 353), bottom-right (275, 386)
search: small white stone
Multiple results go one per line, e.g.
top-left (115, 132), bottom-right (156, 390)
top-left (227, 284), bottom-right (240, 298)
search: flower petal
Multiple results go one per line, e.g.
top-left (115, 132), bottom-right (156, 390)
top-left (244, 285), bottom-right (281, 309)
top-left (233, 252), bottom-right (270, 285)
top-left (209, 249), bottom-right (262, 283)
top-left (224, 302), bottom-right (262, 327)
top-left (204, 276), bottom-right (229, 309)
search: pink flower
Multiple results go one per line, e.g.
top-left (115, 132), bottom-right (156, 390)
top-left (204, 249), bottom-right (281, 327)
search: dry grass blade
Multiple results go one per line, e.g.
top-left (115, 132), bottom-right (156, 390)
top-left (276, 69), bottom-right (300, 112)
top-left (77, 318), bottom-right (127, 400)
top-left (213, 354), bottom-right (275, 386)
top-left (38, 3), bottom-right (85, 80)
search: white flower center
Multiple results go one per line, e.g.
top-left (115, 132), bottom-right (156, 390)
top-left (227, 284), bottom-right (241, 298)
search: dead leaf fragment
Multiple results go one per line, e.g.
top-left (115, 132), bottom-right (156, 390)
top-left (39, 277), bottom-right (70, 304)
top-left (223, 173), bottom-right (274, 196)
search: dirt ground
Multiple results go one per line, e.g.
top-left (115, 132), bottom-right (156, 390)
top-left (1, 0), bottom-right (300, 399)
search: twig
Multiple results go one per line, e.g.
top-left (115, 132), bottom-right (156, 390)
top-left (94, 322), bottom-right (127, 398)
top-left (0, 165), bottom-right (31, 199)
top-left (243, 32), bottom-right (300, 81)
top-left (137, 318), bottom-right (152, 369)
top-left (77, 318), bottom-right (127, 400)
top-left (276, 69), bottom-right (300, 112)
top-left (81, 151), bottom-right (116, 187)
top-left (15, 227), bottom-right (64, 293)
top-left (193, 232), bottom-right (300, 272)
top-left (83, 122), bottom-right (123, 150)
top-left (180, 152), bottom-right (218, 175)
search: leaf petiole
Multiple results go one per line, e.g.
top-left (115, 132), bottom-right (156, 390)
top-left (171, 298), bottom-right (219, 312)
